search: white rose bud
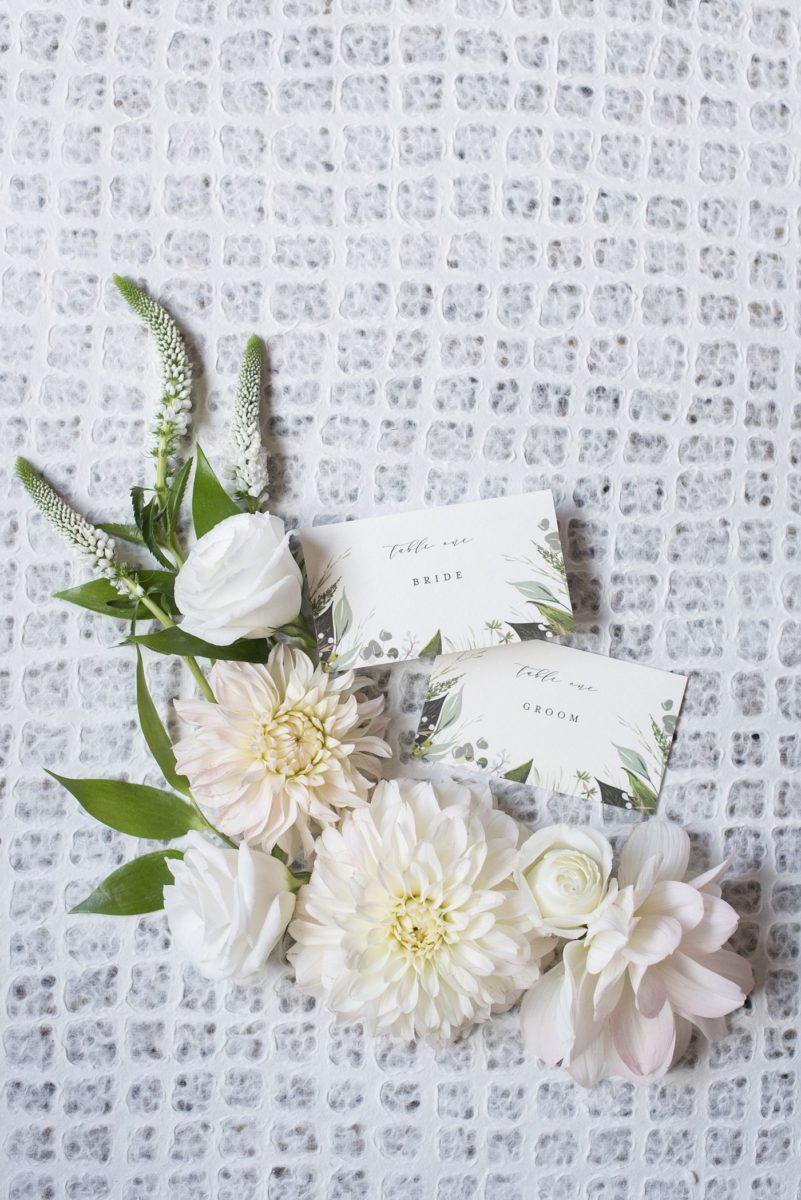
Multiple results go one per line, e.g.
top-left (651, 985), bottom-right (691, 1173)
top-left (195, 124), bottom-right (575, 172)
top-left (164, 833), bottom-right (296, 980)
top-left (175, 511), bottom-right (302, 646)
top-left (515, 824), bottom-right (613, 939)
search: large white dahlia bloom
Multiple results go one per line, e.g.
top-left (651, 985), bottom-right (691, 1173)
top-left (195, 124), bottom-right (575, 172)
top-left (521, 821), bottom-right (753, 1086)
top-left (173, 645), bottom-right (390, 856)
top-left (288, 778), bottom-right (554, 1042)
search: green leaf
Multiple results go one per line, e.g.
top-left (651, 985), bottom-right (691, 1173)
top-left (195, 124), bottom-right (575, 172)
top-left (614, 745), bottom-right (651, 780)
top-left (70, 849), bottom-right (184, 916)
top-left (661, 699), bottom-right (673, 711)
top-left (47, 771), bottom-right (204, 839)
top-left (419, 630), bottom-right (442, 658)
top-left (131, 485), bottom-right (146, 533)
top-left (504, 760), bottom-right (533, 783)
top-left (534, 603), bottom-right (576, 636)
top-left (438, 685), bottom-right (463, 731)
top-left (135, 649), bottom-right (191, 795)
top-left (126, 626), bottom-right (270, 662)
top-left (98, 522), bottom-right (146, 547)
top-left (55, 571), bottom-right (176, 620)
top-left (333, 591), bottom-right (352, 640)
top-left (623, 771), bottom-right (658, 814)
top-left (192, 445), bottom-right (240, 538)
top-left (511, 580), bottom-right (560, 606)
top-left (140, 498), bottom-right (175, 570)
top-left (166, 458), bottom-right (192, 535)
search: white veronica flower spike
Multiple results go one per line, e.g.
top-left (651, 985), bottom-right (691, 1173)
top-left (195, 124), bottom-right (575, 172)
top-left (172, 645), bottom-right (390, 856)
top-left (521, 820), bottom-right (753, 1086)
top-left (288, 777), bottom-right (554, 1043)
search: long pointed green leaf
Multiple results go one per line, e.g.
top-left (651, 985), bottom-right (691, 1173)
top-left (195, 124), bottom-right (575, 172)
top-left (54, 571), bottom-right (176, 620)
top-left (47, 771), bottom-right (204, 839)
top-left (166, 458), bottom-right (192, 535)
top-left (192, 445), bottom-right (240, 538)
top-left (70, 849), bottom-right (184, 915)
top-left (135, 650), bottom-right (191, 795)
top-left (140, 499), bottom-right (175, 570)
top-left (97, 522), bottom-right (146, 547)
top-left (125, 626), bottom-right (269, 662)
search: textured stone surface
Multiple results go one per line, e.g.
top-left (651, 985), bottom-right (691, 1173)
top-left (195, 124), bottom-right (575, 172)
top-left (3, 0), bottom-right (800, 1195)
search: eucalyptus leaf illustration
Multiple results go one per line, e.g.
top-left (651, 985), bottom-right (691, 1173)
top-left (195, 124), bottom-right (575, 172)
top-left (333, 591), bottom-right (352, 640)
top-left (438, 685), bottom-right (463, 732)
top-left (360, 639), bottom-right (383, 660)
top-left (504, 760), bottom-right (533, 784)
top-left (511, 580), bottom-right (560, 606)
top-left (613, 744), bottom-right (651, 781)
top-left (419, 741), bottom-right (461, 762)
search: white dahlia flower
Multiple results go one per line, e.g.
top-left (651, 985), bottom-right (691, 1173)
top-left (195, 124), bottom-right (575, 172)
top-left (288, 778), bottom-right (554, 1042)
top-left (521, 821), bottom-right (753, 1087)
top-left (172, 646), bottom-right (390, 856)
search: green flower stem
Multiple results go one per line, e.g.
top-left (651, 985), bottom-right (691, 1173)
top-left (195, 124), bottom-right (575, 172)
top-left (279, 617), bottom-right (318, 657)
top-left (122, 581), bottom-right (215, 703)
top-left (288, 870), bottom-right (310, 891)
top-left (188, 794), bottom-right (238, 850)
top-left (123, 580), bottom-right (238, 850)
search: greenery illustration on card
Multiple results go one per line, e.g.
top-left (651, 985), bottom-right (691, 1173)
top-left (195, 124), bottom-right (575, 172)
top-left (299, 493), bottom-right (574, 671)
top-left (413, 640), bottom-right (686, 813)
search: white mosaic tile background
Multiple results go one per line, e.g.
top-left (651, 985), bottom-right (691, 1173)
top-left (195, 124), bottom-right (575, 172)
top-left (2, 0), bottom-right (801, 1196)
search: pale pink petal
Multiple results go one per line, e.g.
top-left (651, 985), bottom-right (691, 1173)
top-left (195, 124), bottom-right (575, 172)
top-left (520, 964), bottom-right (573, 1067)
top-left (655, 951), bottom-right (751, 1020)
top-left (679, 894), bottom-right (739, 955)
top-left (637, 880), bottom-right (705, 930)
top-left (610, 987), bottom-right (676, 1082)
top-left (624, 915), bottom-right (683, 965)
top-left (617, 820), bottom-right (690, 889)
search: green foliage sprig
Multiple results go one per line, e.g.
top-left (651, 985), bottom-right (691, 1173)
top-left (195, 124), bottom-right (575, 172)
top-left (18, 279), bottom-right (312, 915)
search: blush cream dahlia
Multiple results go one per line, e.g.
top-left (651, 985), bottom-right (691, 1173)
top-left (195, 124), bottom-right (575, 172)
top-left (288, 777), bottom-right (554, 1042)
top-left (172, 645), bottom-right (390, 856)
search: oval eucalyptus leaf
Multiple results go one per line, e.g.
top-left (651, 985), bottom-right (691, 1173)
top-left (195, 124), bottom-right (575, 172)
top-left (135, 649), bottom-right (191, 795)
top-left (70, 849), bottom-right (184, 916)
top-left (125, 626), bottom-right (270, 662)
top-left (46, 771), bottom-right (204, 839)
top-left (192, 444), bottom-right (240, 539)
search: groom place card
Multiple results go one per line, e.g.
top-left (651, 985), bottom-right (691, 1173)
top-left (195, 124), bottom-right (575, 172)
top-left (412, 639), bottom-right (687, 813)
top-left (298, 491), bottom-right (574, 671)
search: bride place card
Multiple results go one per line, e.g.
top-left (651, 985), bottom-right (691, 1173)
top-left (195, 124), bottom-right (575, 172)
top-left (298, 491), bottom-right (574, 671)
top-left (412, 639), bottom-right (687, 813)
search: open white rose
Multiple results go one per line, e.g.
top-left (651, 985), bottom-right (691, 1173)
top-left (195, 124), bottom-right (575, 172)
top-left (516, 824), bottom-right (614, 939)
top-left (174, 511), bottom-right (302, 645)
top-left (163, 832), bottom-right (295, 980)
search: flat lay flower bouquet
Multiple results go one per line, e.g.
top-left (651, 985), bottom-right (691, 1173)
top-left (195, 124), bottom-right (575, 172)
top-left (17, 279), bottom-right (753, 1087)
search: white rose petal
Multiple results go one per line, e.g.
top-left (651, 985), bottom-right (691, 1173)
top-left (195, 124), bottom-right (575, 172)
top-left (174, 511), bottom-right (302, 645)
top-left (163, 832), bottom-right (295, 981)
top-left (516, 823), bottom-right (614, 939)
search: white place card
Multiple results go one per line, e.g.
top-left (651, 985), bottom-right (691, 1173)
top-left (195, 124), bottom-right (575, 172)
top-left (298, 491), bottom-right (574, 671)
top-left (412, 639), bottom-right (687, 813)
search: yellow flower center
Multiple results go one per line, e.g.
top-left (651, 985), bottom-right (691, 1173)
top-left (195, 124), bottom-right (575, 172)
top-left (259, 707), bottom-right (327, 777)
top-left (390, 894), bottom-right (448, 959)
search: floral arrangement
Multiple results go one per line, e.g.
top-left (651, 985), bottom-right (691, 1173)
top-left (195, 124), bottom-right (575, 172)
top-left (17, 279), bottom-right (753, 1087)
